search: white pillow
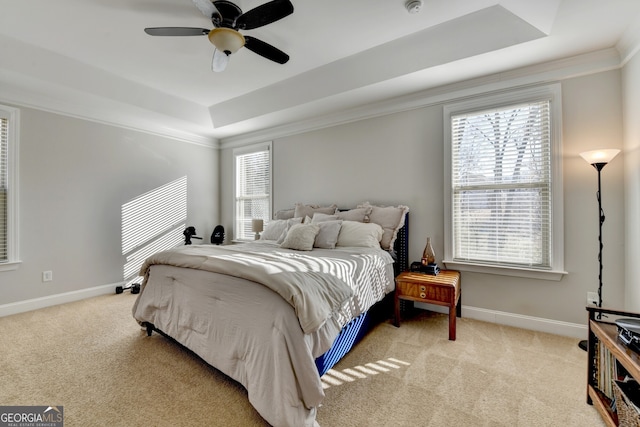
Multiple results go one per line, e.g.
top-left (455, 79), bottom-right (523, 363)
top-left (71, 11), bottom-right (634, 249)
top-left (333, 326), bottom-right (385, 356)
top-left (280, 223), bottom-right (320, 251)
top-left (336, 221), bottom-right (383, 248)
top-left (314, 220), bottom-right (343, 249)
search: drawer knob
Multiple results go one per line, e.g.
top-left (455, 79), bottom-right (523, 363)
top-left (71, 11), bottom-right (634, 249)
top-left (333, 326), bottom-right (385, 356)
top-left (420, 292), bottom-right (426, 298)
top-left (420, 286), bottom-right (426, 291)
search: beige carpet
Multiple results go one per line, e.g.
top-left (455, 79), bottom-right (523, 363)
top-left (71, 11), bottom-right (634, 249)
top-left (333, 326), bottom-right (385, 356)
top-left (0, 293), bottom-right (604, 427)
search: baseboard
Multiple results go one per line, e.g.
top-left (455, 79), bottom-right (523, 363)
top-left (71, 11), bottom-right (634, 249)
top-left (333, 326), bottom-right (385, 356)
top-left (0, 282), bottom-right (125, 318)
top-left (2, 286), bottom-right (588, 340)
top-left (414, 302), bottom-right (587, 340)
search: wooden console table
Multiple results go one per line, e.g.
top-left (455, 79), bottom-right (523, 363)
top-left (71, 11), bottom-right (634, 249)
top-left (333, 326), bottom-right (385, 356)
top-left (394, 270), bottom-right (461, 340)
top-left (586, 306), bottom-right (640, 426)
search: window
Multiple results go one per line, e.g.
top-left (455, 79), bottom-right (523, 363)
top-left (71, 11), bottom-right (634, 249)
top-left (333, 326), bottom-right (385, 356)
top-left (233, 142), bottom-right (272, 240)
top-left (0, 105), bottom-right (19, 271)
top-left (443, 85), bottom-right (565, 280)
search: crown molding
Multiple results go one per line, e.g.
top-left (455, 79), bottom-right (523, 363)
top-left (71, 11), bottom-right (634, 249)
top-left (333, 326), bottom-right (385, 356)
top-left (0, 70), bottom-right (219, 149)
top-left (1, 43), bottom-right (628, 151)
top-left (220, 48), bottom-right (622, 148)
top-left (617, 14), bottom-right (640, 65)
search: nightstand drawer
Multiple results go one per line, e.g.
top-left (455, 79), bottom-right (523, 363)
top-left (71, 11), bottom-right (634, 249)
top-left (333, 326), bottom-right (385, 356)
top-left (396, 281), bottom-right (455, 303)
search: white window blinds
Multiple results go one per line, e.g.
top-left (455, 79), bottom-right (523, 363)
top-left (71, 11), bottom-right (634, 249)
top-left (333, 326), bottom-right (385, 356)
top-left (234, 144), bottom-right (271, 240)
top-left (0, 115), bottom-right (8, 262)
top-left (450, 100), bottom-right (552, 268)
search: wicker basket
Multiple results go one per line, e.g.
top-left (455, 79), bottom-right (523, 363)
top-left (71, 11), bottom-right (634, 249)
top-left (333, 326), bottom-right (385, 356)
top-left (614, 380), bottom-right (640, 427)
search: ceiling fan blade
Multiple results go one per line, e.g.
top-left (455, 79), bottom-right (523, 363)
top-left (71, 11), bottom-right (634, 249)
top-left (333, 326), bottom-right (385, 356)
top-left (144, 27), bottom-right (210, 36)
top-left (192, 0), bottom-right (221, 20)
top-left (212, 48), bottom-right (229, 72)
top-left (209, 1), bottom-right (242, 28)
top-left (244, 36), bottom-right (289, 64)
top-left (236, 0), bottom-right (294, 30)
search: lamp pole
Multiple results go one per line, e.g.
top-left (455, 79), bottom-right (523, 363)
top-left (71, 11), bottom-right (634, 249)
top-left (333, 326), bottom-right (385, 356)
top-left (593, 162), bottom-right (606, 312)
top-left (578, 149), bottom-right (620, 351)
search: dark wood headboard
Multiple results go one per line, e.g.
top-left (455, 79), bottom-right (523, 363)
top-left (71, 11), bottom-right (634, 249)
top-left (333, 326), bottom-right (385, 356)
top-left (392, 213), bottom-right (409, 276)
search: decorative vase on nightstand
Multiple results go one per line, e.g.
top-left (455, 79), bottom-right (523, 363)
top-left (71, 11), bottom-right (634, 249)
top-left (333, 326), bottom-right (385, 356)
top-left (422, 237), bottom-right (436, 265)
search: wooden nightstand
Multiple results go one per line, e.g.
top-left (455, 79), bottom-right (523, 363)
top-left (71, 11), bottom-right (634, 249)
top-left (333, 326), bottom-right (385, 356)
top-left (394, 270), bottom-right (461, 340)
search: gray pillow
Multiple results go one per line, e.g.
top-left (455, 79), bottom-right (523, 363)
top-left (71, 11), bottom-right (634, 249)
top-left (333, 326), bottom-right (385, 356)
top-left (274, 208), bottom-right (295, 220)
top-left (314, 220), bottom-right (343, 249)
top-left (311, 213), bottom-right (339, 223)
top-left (335, 207), bottom-right (372, 222)
top-left (260, 219), bottom-right (288, 240)
top-left (261, 218), bottom-right (302, 242)
top-left (276, 218), bottom-right (304, 243)
top-left (280, 223), bottom-right (320, 251)
top-left (357, 202), bottom-right (409, 250)
top-left (294, 203), bottom-right (337, 219)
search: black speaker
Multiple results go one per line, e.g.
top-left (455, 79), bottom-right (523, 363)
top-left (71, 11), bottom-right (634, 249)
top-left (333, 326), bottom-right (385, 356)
top-left (211, 225), bottom-right (225, 245)
top-left (410, 261), bottom-right (440, 275)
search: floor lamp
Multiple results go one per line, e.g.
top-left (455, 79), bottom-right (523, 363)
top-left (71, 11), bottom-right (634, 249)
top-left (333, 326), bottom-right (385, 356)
top-left (578, 149), bottom-right (620, 351)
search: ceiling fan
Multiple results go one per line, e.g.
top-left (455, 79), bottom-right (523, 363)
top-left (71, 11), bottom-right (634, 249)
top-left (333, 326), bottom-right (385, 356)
top-left (144, 0), bottom-right (294, 72)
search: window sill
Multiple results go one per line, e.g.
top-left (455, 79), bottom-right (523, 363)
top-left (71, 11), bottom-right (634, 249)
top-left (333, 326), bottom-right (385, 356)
top-left (0, 260), bottom-right (22, 272)
top-left (442, 260), bottom-right (567, 281)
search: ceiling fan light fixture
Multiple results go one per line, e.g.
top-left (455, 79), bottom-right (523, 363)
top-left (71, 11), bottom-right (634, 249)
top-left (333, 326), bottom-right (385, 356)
top-left (208, 28), bottom-right (245, 54)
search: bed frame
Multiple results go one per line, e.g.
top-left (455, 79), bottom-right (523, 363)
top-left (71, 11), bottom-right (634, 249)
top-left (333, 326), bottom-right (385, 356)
top-left (143, 213), bottom-right (409, 377)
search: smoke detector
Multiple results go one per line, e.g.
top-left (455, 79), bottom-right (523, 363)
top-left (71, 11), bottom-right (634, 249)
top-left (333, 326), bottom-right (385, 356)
top-left (406, 0), bottom-right (423, 14)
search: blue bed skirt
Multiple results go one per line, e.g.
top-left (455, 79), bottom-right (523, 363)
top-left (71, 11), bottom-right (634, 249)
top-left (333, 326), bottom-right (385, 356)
top-left (315, 311), bottom-right (371, 376)
top-left (314, 293), bottom-right (393, 376)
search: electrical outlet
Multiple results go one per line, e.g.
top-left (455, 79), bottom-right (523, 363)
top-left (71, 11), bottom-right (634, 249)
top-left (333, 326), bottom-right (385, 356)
top-left (42, 270), bottom-right (53, 282)
top-left (587, 291), bottom-right (598, 306)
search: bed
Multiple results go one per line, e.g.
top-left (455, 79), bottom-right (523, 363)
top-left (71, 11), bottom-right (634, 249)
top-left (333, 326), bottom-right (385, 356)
top-left (132, 203), bottom-right (409, 427)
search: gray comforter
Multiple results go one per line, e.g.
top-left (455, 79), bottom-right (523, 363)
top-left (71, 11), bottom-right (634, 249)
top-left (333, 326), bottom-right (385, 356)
top-left (137, 243), bottom-right (356, 333)
top-left (132, 242), bottom-right (394, 427)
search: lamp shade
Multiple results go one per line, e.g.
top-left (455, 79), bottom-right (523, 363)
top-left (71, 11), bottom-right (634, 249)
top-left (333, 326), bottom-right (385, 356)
top-left (579, 149), bottom-right (620, 165)
top-left (207, 28), bottom-right (245, 54)
top-left (251, 219), bottom-right (264, 233)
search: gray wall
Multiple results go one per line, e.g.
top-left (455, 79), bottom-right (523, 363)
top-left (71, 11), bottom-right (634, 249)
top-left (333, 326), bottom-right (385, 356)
top-left (4, 53), bottom-right (637, 330)
top-left (221, 68), bottom-right (628, 327)
top-left (623, 51), bottom-right (640, 313)
top-left (1, 107), bottom-right (218, 305)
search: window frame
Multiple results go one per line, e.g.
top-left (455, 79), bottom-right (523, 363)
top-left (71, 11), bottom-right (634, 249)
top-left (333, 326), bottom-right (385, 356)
top-left (0, 104), bottom-right (20, 271)
top-left (443, 84), bottom-right (566, 281)
top-left (232, 141), bottom-right (272, 242)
